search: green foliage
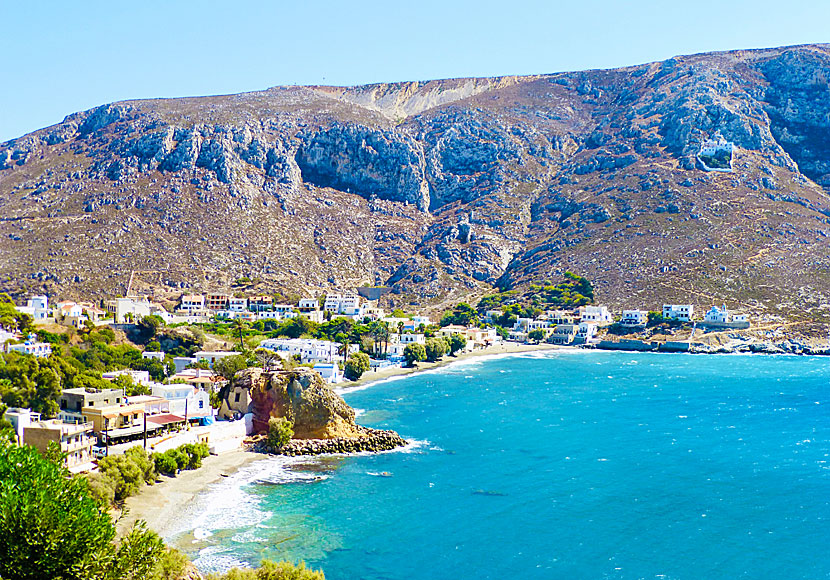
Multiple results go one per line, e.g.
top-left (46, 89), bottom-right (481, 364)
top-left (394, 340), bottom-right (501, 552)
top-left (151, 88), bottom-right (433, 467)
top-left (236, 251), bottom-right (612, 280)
top-left (146, 340), bottom-right (162, 352)
top-left (267, 417), bottom-right (294, 451)
top-left (137, 315), bottom-right (166, 343)
top-left (391, 308), bottom-right (407, 318)
top-left (646, 311), bottom-right (682, 328)
top-left (699, 149), bottom-right (732, 169)
top-left (153, 442), bottom-right (210, 476)
top-left (207, 559), bottom-right (325, 580)
top-left (343, 352), bottom-right (371, 381)
top-left (96, 446), bottom-right (156, 502)
top-left (424, 337), bottom-right (448, 362)
top-left (440, 302), bottom-right (479, 327)
top-left (403, 343), bottom-right (426, 366)
top-left (480, 273), bottom-right (594, 320)
top-left (0, 298), bottom-right (34, 334)
top-left (447, 333), bottom-right (467, 355)
top-left (528, 329), bottom-right (547, 342)
top-left (151, 548), bottom-right (190, 580)
top-left (0, 437), bottom-right (164, 580)
top-left (213, 354), bottom-right (251, 384)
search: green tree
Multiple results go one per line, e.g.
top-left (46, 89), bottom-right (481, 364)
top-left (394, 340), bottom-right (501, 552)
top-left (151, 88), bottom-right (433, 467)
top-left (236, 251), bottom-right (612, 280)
top-left (0, 437), bottom-right (163, 580)
top-left (528, 329), bottom-right (547, 343)
top-left (146, 340), bottom-right (162, 352)
top-left (425, 338), bottom-right (448, 362)
top-left (403, 343), bottom-right (426, 367)
top-left (440, 303), bottom-right (479, 327)
top-left (448, 333), bottom-right (467, 356)
top-left (344, 352), bottom-right (371, 381)
top-left (213, 354), bottom-right (250, 384)
top-left (267, 417), bottom-right (294, 451)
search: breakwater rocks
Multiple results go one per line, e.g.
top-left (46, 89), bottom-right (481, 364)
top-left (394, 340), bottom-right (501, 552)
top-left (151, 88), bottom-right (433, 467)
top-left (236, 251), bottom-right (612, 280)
top-left (270, 428), bottom-right (407, 456)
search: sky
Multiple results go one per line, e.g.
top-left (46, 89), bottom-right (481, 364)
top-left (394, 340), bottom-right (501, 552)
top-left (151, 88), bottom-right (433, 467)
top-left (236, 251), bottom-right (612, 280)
top-left (0, 0), bottom-right (827, 141)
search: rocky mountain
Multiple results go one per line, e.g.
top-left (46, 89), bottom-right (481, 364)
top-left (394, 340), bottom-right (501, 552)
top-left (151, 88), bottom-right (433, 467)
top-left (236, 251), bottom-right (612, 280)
top-left (3, 44), bottom-right (830, 320)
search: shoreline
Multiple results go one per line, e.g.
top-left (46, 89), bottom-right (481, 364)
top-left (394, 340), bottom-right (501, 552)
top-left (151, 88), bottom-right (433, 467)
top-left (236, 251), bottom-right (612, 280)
top-left (116, 448), bottom-right (269, 538)
top-left (338, 342), bottom-right (562, 393)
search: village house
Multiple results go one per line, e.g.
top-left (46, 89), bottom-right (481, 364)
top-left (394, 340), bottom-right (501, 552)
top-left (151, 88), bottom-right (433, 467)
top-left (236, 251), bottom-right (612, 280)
top-left (7, 338), bottom-right (52, 358)
top-left (194, 350), bottom-right (242, 368)
top-left (152, 383), bottom-right (212, 421)
top-left (106, 297), bottom-right (153, 323)
top-left (179, 294), bottom-right (206, 313)
top-left (102, 369), bottom-right (153, 386)
top-left (82, 401), bottom-right (150, 444)
top-left (23, 419), bottom-right (96, 473)
top-left (313, 363), bottom-right (342, 384)
top-left (248, 296), bottom-right (273, 312)
top-left (323, 292), bottom-right (363, 318)
top-left (575, 322), bottom-right (598, 344)
top-left (547, 310), bottom-right (577, 324)
top-left (702, 305), bottom-right (750, 328)
top-left (58, 387), bottom-right (125, 423)
top-left (620, 309), bottom-right (649, 327)
top-left (549, 324), bottom-right (578, 345)
top-left (259, 337), bottom-right (357, 363)
top-left (142, 351), bottom-right (165, 362)
top-left (16, 295), bottom-right (50, 320)
top-left (663, 304), bottom-right (695, 322)
top-left (205, 293), bottom-right (230, 311)
top-left (228, 297), bottom-right (248, 312)
top-left (579, 305), bottom-right (613, 326)
top-left (4, 407), bottom-right (41, 443)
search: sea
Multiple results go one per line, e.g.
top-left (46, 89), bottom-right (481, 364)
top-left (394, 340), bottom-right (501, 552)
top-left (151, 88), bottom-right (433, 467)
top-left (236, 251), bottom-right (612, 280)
top-left (167, 350), bottom-right (830, 579)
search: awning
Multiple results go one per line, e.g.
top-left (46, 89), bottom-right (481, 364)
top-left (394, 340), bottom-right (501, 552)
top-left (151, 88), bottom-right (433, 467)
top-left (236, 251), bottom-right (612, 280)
top-left (145, 414), bottom-right (186, 426)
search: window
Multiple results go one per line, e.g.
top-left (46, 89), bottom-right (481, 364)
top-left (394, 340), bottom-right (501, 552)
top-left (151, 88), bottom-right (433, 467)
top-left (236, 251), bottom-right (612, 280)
top-left (199, 401), bottom-right (204, 408)
top-left (234, 393), bottom-right (241, 403)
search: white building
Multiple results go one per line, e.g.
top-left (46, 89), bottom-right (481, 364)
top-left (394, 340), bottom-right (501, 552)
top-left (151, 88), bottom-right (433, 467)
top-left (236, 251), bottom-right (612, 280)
top-left (102, 369), bottom-right (152, 386)
top-left (142, 351), bottom-right (165, 362)
top-left (105, 297), bottom-right (153, 323)
top-left (194, 351), bottom-right (242, 368)
top-left (390, 333), bottom-right (426, 345)
top-left (703, 306), bottom-right (750, 325)
top-left (4, 407), bottom-right (41, 443)
top-left (298, 298), bottom-right (319, 311)
top-left (16, 295), bottom-right (49, 320)
top-left (228, 297), bottom-right (248, 312)
top-left (151, 383), bottom-right (212, 420)
top-left (663, 304), bottom-right (694, 322)
top-left (580, 305), bottom-right (613, 326)
top-left (180, 294), bottom-right (205, 312)
top-left (313, 363), bottom-right (342, 384)
top-left (259, 338), bottom-right (357, 364)
top-left (323, 293), bottom-right (363, 317)
top-left (620, 309), bottom-right (649, 327)
top-left (8, 339), bottom-right (52, 358)
top-left (576, 322), bottom-right (598, 343)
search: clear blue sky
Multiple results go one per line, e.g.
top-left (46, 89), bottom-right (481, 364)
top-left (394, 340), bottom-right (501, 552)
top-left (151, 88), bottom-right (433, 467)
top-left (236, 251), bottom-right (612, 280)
top-left (0, 0), bottom-right (826, 142)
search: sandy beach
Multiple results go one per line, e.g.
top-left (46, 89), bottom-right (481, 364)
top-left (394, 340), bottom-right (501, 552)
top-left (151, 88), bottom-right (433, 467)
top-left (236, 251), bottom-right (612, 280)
top-left (116, 448), bottom-right (268, 538)
top-left (118, 342), bottom-right (560, 538)
top-left (342, 341), bottom-right (562, 390)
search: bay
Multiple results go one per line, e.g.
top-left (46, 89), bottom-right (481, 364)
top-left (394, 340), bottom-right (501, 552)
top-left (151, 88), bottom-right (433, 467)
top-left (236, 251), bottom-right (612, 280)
top-left (172, 350), bottom-right (830, 579)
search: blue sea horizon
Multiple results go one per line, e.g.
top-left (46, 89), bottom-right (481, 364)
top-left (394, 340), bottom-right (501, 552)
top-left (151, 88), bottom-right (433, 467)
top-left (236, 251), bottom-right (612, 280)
top-left (171, 350), bottom-right (830, 579)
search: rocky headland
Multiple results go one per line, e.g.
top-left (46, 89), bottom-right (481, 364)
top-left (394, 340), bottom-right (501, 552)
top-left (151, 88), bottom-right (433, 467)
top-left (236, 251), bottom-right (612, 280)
top-left (224, 367), bottom-right (406, 456)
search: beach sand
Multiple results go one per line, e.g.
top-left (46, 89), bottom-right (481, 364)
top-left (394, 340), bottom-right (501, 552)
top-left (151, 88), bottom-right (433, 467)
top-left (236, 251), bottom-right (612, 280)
top-left (341, 341), bottom-right (561, 390)
top-left (116, 448), bottom-right (268, 538)
top-left (118, 342), bottom-right (560, 538)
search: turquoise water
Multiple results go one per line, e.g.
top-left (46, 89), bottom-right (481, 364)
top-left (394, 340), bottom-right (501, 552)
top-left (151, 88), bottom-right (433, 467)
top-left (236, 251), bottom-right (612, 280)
top-left (172, 351), bottom-right (830, 579)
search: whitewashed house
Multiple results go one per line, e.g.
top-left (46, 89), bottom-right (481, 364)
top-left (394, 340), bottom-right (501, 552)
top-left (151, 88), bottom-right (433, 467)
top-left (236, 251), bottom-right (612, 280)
top-left (228, 297), bottom-right (248, 312)
top-left (620, 309), bottom-right (649, 327)
top-left (313, 363), bottom-right (342, 384)
top-left (8, 339), bottom-right (52, 358)
top-left (152, 383), bottom-right (212, 420)
top-left (259, 338), bottom-right (357, 363)
top-left (16, 295), bottom-right (49, 320)
top-left (580, 305), bottom-right (613, 326)
top-left (662, 304), bottom-right (694, 322)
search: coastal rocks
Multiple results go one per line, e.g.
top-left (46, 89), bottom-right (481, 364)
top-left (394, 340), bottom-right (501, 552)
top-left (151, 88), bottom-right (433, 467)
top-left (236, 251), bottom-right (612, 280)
top-left (233, 367), bottom-right (364, 439)
top-left (267, 428), bottom-right (407, 456)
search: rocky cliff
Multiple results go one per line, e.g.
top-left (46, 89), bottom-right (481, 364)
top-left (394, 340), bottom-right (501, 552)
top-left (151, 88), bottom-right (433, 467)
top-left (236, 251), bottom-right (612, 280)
top-left (3, 44), bottom-right (830, 321)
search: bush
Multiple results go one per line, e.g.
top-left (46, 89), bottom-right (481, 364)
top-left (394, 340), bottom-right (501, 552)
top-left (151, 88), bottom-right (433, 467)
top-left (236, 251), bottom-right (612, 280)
top-left (424, 338), bottom-right (447, 362)
top-left (97, 447), bottom-right (156, 502)
top-left (403, 343), bottom-right (426, 367)
top-left (154, 453), bottom-right (179, 476)
top-left (343, 352), bottom-right (371, 381)
top-left (151, 548), bottom-right (190, 580)
top-left (0, 437), bottom-right (164, 580)
top-left (267, 417), bottom-right (294, 451)
top-left (153, 442), bottom-right (211, 476)
top-left (207, 559), bottom-right (324, 580)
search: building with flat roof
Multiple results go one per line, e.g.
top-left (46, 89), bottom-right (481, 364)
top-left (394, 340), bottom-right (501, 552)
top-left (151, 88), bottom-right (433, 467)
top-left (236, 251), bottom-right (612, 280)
top-left (58, 387), bottom-right (125, 423)
top-left (24, 419), bottom-right (96, 473)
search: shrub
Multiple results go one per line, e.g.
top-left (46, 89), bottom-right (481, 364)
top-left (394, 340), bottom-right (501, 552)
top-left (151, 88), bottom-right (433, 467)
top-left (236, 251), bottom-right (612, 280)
top-left (403, 343), bottom-right (426, 367)
top-left (343, 352), bottom-right (371, 381)
top-left (206, 559), bottom-right (325, 580)
top-left (424, 338), bottom-right (447, 362)
top-left (267, 417), bottom-right (294, 451)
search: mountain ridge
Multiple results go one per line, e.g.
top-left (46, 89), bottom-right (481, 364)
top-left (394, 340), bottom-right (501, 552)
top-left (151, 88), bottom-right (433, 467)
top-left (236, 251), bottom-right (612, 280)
top-left (3, 43), bottom-right (830, 322)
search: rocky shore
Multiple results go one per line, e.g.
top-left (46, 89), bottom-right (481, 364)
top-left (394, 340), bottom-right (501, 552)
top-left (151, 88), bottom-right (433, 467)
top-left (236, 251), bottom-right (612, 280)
top-left (691, 340), bottom-right (830, 356)
top-left (257, 427), bottom-right (407, 456)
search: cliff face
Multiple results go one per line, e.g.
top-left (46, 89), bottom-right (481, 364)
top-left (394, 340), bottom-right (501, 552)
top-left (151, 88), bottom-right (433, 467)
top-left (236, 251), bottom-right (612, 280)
top-left (3, 44), bottom-right (830, 320)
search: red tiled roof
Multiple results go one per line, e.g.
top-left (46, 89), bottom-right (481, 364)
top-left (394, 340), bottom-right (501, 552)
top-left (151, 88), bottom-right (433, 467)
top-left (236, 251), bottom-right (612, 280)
top-left (145, 414), bottom-right (186, 426)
